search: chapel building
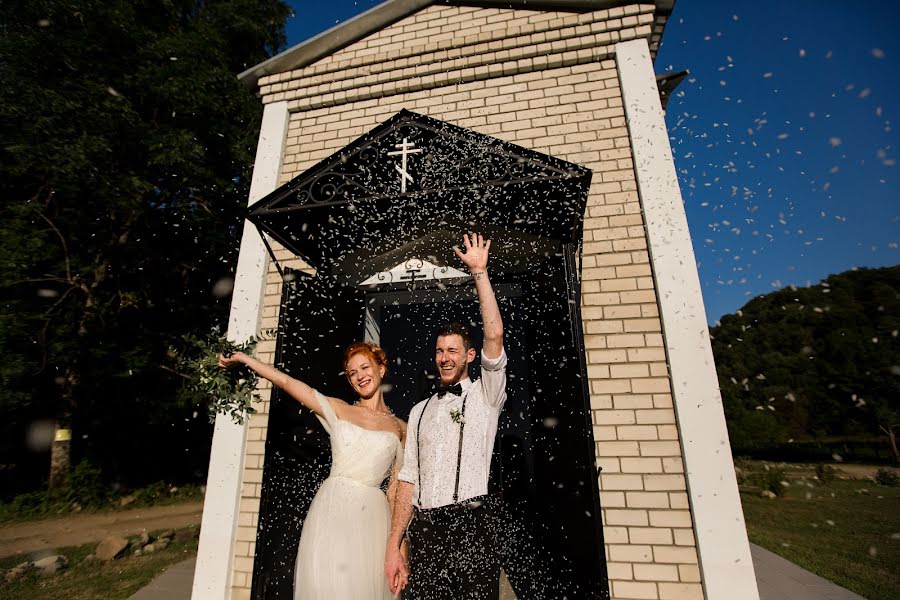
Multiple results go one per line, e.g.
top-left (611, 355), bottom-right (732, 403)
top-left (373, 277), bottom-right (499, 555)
top-left (192, 2), bottom-right (759, 600)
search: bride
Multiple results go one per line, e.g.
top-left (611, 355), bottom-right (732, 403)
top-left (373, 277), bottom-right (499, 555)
top-left (219, 341), bottom-right (409, 599)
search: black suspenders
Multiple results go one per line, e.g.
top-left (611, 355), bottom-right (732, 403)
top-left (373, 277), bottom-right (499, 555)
top-left (415, 390), bottom-right (469, 507)
top-left (414, 397), bottom-right (432, 508)
top-left (452, 393), bottom-right (468, 503)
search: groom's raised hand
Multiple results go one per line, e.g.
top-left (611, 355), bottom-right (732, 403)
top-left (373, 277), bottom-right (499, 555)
top-left (452, 232), bottom-right (491, 274)
top-left (454, 231), bottom-right (504, 359)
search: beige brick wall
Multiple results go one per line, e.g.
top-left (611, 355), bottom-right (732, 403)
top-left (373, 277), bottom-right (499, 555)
top-left (231, 4), bottom-right (701, 600)
top-left (259, 3), bottom-right (658, 111)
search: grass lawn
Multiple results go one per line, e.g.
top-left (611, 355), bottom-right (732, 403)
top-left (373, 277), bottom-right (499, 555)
top-left (0, 528), bottom-right (198, 600)
top-left (0, 484), bottom-right (204, 525)
top-left (741, 469), bottom-right (900, 600)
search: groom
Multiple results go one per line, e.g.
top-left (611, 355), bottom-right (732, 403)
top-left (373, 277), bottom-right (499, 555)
top-left (385, 232), bottom-right (507, 599)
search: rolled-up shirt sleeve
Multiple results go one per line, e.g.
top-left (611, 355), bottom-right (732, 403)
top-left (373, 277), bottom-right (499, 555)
top-left (479, 347), bottom-right (508, 408)
top-left (397, 402), bottom-right (422, 484)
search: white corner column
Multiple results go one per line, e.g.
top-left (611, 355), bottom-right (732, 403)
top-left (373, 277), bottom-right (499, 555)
top-left (192, 101), bottom-right (290, 600)
top-left (615, 39), bottom-right (759, 600)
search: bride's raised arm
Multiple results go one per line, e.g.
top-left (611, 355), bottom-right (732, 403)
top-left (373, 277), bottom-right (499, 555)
top-left (218, 351), bottom-right (339, 417)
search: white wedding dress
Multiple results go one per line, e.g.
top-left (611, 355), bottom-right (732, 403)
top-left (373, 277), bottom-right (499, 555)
top-left (294, 391), bottom-right (402, 599)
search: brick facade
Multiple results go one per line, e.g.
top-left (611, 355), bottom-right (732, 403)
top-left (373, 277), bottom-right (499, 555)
top-left (230, 4), bottom-right (703, 599)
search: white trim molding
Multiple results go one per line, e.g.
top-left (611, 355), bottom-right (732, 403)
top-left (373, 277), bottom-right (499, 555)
top-left (192, 101), bottom-right (291, 599)
top-left (615, 39), bottom-right (760, 600)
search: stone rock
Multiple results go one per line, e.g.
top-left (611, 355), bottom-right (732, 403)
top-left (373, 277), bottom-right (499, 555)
top-left (157, 529), bottom-right (175, 541)
top-left (5, 563), bottom-right (32, 582)
top-left (143, 543), bottom-right (157, 554)
top-left (119, 495), bottom-right (136, 507)
top-left (96, 536), bottom-right (129, 561)
top-left (760, 490), bottom-right (778, 499)
top-left (168, 486), bottom-right (179, 494)
top-left (33, 555), bottom-right (68, 576)
top-left (128, 531), bottom-right (145, 548)
top-left (138, 531), bottom-right (150, 546)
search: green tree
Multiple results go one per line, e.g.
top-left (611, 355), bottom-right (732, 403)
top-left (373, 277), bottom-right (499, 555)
top-left (0, 0), bottom-right (291, 491)
top-left (711, 266), bottom-right (900, 462)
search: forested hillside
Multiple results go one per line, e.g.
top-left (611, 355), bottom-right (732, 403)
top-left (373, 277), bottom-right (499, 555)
top-left (711, 265), bottom-right (899, 463)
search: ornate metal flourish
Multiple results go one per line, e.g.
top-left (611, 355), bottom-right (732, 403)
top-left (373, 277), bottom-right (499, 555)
top-left (359, 258), bottom-right (466, 286)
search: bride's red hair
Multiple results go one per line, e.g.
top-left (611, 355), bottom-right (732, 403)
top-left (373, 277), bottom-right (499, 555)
top-left (342, 341), bottom-right (389, 375)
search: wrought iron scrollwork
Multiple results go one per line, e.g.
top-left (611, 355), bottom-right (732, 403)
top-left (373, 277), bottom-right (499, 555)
top-left (359, 257), bottom-right (466, 287)
top-left (267, 114), bottom-right (580, 211)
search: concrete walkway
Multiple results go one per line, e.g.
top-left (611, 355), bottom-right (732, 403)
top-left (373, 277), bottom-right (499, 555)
top-left (751, 544), bottom-right (865, 600)
top-left (129, 556), bottom-right (196, 600)
top-left (130, 544), bottom-right (867, 600)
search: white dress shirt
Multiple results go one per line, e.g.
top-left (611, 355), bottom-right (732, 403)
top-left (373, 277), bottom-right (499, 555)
top-left (398, 348), bottom-right (508, 509)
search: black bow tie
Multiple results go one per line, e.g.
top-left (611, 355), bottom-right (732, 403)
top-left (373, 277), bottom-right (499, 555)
top-left (435, 383), bottom-right (463, 398)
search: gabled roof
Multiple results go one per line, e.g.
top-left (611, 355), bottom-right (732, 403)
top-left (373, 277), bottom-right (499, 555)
top-left (247, 109), bottom-right (592, 275)
top-left (239, 0), bottom-right (675, 87)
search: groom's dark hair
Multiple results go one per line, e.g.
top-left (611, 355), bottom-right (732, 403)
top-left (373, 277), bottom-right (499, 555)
top-left (436, 322), bottom-right (474, 350)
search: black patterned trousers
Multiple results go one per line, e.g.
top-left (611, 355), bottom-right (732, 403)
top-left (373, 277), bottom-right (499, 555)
top-left (405, 495), bottom-right (500, 600)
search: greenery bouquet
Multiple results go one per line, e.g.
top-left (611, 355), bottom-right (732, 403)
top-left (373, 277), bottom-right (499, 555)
top-left (173, 327), bottom-right (261, 425)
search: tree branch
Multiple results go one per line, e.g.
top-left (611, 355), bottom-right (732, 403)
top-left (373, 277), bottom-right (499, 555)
top-left (7, 276), bottom-right (69, 286)
top-left (32, 208), bottom-right (73, 282)
top-left (160, 363), bottom-right (192, 381)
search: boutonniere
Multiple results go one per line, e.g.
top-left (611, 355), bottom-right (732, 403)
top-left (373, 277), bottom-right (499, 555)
top-left (449, 408), bottom-right (465, 424)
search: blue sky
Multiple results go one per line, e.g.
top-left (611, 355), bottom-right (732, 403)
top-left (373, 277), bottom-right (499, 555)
top-left (283, 0), bottom-right (898, 323)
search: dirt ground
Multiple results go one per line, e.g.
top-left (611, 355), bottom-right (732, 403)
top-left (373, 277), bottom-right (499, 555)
top-left (775, 462), bottom-right (898, 480)
top-left (833, 463), bottom-right (897, 479)
top-left (0, 501), bottom-right (203, 559)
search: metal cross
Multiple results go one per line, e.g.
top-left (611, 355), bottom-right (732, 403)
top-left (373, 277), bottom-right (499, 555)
top-left (387, 137), bottom-right (423, 193)
top-left (400, 267), bottom-right (425, 283)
